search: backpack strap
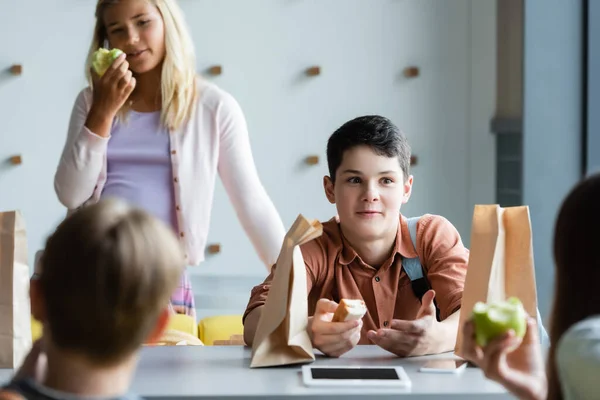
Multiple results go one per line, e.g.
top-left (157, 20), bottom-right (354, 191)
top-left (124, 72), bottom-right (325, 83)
top-left (402, 216), bottom-right (441, 321)
top-left (402, 217), bottom-right (425, 282)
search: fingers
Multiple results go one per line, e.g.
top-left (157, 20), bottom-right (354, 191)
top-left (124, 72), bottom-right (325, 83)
top-left (462, 319), bottom-right (475, 339)
top-left (315, 298), bottom-right (339, 315)
top-left (483, 331), bottom-right (519, 356)
top-left (117, 59), bottom-right (129, 76)
top-left (422, 290), bottom-right (436, 308)
top-left (523, 316), bottom-right (540, 344)
top-left (486, 330), bottom-right (524, 359)
top-left (104, 53), bottom-right (127, 78)
top-left (416, 289), bottom-right (437, 319)
top-left (392, 291), bottom-right (436, 333)
top-left (323, 327), bottom-right (361, 357)
top-left (93, 53), bottom-right (134, 111)
top-left (118, 70), bottom-right (133, 90)
top-left (367, 328), bottom-right (420, 357)
top-left (390, 319), bottom-right (426, 334)
top-left (108, 59), bottom-right (129, 82)
top-left (313, 316), bottom-right (360, 335)
top-left (311, 298), bottom-right (364, 356)
top-left (367, 327), bottom-right (416, 344)
top-left (102, 55), bottom-right (128, 85)
top-left (461, 320), bottom-right (484, 365)
top-left (480, 331), bottom-right (518, 379)
top-left (126, 77), bottom-right (136, 96)
top-left (317, 324), bottom-right (361, 351)
top-left (367, 329), bottom-right (389, 346)
top-left (313, 322), bottom-right (362, 357)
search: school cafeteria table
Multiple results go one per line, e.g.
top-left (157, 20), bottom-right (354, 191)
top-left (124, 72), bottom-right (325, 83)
top-left (0, 345), bottom-right (514, 399)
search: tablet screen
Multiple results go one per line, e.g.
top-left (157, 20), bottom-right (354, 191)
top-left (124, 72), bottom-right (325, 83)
top-left (310, 367), bottom-right (400, 380)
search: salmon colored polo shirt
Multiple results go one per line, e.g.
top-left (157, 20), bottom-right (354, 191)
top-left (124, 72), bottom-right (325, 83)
top-left (244, 214), bottom-right (469, 344)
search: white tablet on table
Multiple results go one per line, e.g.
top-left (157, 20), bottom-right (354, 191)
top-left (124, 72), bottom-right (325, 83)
top-left (301, 365), bottom-right (412, 388)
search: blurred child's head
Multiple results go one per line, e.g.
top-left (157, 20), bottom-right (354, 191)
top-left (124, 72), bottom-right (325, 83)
top-left (324, 115), bottom-right (413, 241)
top-left (88, 0), bottom-right (197, 131)
top-left (33, 198), bottom-right (184, 366)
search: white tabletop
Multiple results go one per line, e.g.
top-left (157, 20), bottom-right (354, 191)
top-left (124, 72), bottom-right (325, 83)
top-left (1, 346), bottom-right (512, 399)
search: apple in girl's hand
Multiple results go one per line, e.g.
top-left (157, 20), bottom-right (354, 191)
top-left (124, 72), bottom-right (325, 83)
top-left (472, 297), bottom-right (527, 347)
top-left (92, 48), bottom-right (124, 77)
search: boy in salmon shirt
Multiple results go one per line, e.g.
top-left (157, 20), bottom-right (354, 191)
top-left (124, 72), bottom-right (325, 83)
top-left (243, 115), bottom-right (469, 358)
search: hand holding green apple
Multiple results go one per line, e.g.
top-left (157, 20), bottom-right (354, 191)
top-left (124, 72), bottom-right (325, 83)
top-left (86, 47), bottom-right (135, 138)
top-left (472, 297), bottom-right (527, 347)
top-left (92, 48), bottom-right (125, 77)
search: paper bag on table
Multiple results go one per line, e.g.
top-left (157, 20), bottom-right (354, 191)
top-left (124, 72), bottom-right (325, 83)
top-left (0, 210), bottom-right (32, 368)
top-left (250, 214), bottom-right (322, 368)
top-left (455, 205), bottom-right (541, 357)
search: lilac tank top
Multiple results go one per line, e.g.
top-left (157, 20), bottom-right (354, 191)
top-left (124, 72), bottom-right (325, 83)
top-left (101, 110), bottom-right (178, 231)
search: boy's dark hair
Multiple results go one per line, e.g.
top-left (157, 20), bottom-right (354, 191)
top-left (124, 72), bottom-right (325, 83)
top-left (326, 115), bottom-right (411, 182)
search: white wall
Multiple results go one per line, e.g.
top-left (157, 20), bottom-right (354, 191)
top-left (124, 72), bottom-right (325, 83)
top-left (0, 1), bottom-right (94, 269)
top-left (523, 0), bottom-right (583, 321)
top-left (0, 0), bottom-right (496, 319)
top-left (468, 0), bottom-right (497, 229)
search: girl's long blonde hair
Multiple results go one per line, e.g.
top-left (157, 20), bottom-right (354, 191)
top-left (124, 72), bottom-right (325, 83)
top-left (87, 0), bottom-right (198, 132)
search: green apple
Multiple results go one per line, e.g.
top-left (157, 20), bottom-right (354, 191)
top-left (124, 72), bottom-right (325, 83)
top-left (471, 297), bottom-right (527, 347)
top-left (92, 48), bottom-right (124, 77)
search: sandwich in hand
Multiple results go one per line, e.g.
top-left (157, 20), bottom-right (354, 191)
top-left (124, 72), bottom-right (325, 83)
top-left (332, 299), bottom-right (367, 322)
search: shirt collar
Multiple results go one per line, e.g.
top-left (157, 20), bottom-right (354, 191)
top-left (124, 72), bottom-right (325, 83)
top-left (337, 215), bottom-right (417, 266)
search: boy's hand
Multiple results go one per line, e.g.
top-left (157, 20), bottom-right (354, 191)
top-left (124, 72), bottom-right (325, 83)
top-left (367, 290), bottom-right (442, 357)
top-left (308, 298), bottom-right (362, 357)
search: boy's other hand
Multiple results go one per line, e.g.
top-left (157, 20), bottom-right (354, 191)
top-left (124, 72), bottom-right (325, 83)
top-left (367, 290), bottom-right (441, 357)
top-left (308, 298), bottom-right (362, 357)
